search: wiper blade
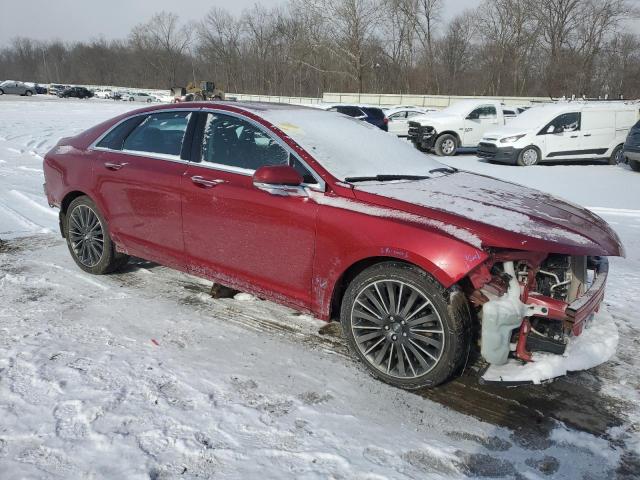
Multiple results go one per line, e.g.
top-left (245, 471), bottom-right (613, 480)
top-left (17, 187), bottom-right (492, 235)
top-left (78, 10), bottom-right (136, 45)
top-left (344, 174), bottom-right (431, 183)
top-left (428, 167), bottom-right (457, 174)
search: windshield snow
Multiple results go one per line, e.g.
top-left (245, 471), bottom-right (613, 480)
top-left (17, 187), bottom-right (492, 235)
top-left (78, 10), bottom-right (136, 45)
top-left (262, 108), bottom-right (445, 181)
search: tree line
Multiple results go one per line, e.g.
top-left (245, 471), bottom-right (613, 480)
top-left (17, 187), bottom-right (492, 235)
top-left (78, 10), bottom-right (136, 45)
top-left (1, 0), bottom-right (638, 99)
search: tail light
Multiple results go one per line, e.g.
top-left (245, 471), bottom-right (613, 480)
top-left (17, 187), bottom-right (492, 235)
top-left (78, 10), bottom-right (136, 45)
top-left (383, 117), bottom-right (389, 124)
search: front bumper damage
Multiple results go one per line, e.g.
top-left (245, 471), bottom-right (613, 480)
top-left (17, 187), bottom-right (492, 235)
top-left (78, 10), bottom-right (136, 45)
top-left (469, 253), bottom-right (612, 384)
top-left (407, 122), bottom-right (436, 150)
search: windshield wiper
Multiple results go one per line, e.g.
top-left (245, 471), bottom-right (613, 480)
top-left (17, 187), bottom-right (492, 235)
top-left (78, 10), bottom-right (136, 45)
top-left (428, 167), bottom-right (457, 175)
top-left (344, 174), bottom-right (431, 183)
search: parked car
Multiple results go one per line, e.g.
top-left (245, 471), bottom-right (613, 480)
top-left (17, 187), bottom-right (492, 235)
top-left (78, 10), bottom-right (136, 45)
top-left (408, 100), bottom-right (511, 155)
top-left (48, 84), bottom-right (67, 96)
top-left (43, 102), bottom-right (623, 389)
top-left (320, 104), bottom-right (388, 131)
top-left (386, 107), bottom-right (437, 137)
top-left (0, 80), bottom-right (35, 96)
top-left (94, 89), bottom-right (113, 99)
top-left (123, 92), bottom-right (158, 103)
top-left (111, 91), bottom-right (127, 101)
top-left (477, 102), bottom-right (638, 166)
top-left (58, 86), bottom-right (94, 99)
top-left (34, 84), bottom-right (48, 95)
top-left (622, 119), bottom-right (640, 172)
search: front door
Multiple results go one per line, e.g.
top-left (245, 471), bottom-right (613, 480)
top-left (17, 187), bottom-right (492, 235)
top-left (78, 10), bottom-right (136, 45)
top-left (539, 112), bottom-right (582, 160)
top-left (463, 105), bottom-right (499, 146)
top-left (182, 111), bottom-right (319, 309)
top-left (93, 110), bottom-right (194, 267)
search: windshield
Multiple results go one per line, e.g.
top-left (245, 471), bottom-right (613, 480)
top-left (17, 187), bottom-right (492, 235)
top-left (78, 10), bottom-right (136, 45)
top-left (500, 105), bottom-right (564, 131)
top-left (263, 108), bottom-right (445, 181)
top-left (439, 102), bottom-right (480, 115)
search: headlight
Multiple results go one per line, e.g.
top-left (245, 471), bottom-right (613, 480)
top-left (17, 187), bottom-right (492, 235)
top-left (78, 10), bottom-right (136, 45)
top-left (500, 134), bottom-right (526, 144)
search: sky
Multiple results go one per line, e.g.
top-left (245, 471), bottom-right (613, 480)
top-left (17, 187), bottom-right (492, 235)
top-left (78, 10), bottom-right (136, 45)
top-left (0, 0), bottom-right (482, 46)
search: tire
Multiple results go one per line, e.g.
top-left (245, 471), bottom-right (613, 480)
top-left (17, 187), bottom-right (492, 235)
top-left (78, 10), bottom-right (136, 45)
top-left (0, 89), bottom-right (4, 95)
top-left (64, 196), bottom-right (129, 275)
top-left (609, 144), bottom-right (623, 165)
top-left (340, 261), bottom-right (470, 389)
top-left (517, 146), bottom-right (540, 166)
top-left (434, 134), bottom-right (458, 156)
top-left (25, 90), bottom-right (33, 96)
top-left (630, 160), bottom-right (640, 172)
top-left (147, 98), bottom-right (152, 103)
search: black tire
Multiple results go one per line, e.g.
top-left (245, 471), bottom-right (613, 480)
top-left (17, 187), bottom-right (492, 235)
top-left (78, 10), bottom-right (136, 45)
top-left (340, 262), bottom-right (470, 389)
top-left (434, 134), bottom-right (458, 156)
top-left (0, 89), bottom-right (4, 95)
top-left (64, 196), bottom-right (129, 275)
top-left (516, 146), bottom-right (541, 166)
top-left (630, 160), bottom-right (640, 172)
top-left (25, 90), bottom-right (33, 97)
top-left (609, 144), bottom-right (623, 165)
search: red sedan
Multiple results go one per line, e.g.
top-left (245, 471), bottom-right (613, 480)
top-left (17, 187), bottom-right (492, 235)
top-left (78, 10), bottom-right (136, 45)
top-left (43, 102), bottom-right (624, 388)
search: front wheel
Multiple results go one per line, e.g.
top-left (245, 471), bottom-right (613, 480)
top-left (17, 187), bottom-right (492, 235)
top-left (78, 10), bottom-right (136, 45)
top-left (65, 196), bottom-right (129, 274)
top-left (609, 144), bottom-right (623, 165)
top-left (434, 134), bottom-right (458, 156)
top-left (340, 262), bottom-right (470, 389)
top-left (517, 146), bottom-right (540, 166)
top-left (25, 90), bottom-right (33, 96)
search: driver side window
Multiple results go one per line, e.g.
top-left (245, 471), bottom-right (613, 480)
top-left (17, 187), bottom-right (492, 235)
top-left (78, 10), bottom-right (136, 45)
top-left (541, 112), bottom-right (581, 134)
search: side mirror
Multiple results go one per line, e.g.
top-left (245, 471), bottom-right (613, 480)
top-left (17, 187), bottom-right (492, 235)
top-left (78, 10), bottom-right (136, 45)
top-left (253, 165), bottom-right (306, 197)
top-left (547, 125), bottom-right (556, 134)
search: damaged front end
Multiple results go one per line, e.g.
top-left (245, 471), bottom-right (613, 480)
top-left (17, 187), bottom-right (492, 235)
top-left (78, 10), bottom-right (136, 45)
top-left (466, 250), bottom-right (610, 381)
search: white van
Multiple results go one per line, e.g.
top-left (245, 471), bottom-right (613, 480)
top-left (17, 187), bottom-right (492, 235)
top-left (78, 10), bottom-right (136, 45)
top-left (477, 102), bottom-right (638, 166)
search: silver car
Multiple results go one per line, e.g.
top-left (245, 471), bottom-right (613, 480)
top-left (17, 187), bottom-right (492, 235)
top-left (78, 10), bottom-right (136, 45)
top-left (0, 80), bottom-right (35, 96)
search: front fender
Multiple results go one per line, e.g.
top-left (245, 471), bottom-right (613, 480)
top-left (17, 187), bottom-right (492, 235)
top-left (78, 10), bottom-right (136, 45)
top-left (311, 199), bottom-right (488, 319)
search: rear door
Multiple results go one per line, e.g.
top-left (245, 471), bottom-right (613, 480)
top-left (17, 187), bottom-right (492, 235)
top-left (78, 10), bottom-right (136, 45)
top-left (538, 112), bottom-right (582, 160)
top-left (92, 110), bottom-right (195, 267)
top-left (182, 111), bottom-right (320, 309)
top-left (580, 110), bottom-right (614, 158)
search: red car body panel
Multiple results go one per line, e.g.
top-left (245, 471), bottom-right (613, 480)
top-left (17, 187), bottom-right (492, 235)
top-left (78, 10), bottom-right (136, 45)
top-left (43, 102), bottom-right (624, 329)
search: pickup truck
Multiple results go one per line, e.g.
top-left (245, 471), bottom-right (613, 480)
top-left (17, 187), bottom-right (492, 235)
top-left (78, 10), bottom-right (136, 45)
top-left (407, 100), bottom-right (516, 156)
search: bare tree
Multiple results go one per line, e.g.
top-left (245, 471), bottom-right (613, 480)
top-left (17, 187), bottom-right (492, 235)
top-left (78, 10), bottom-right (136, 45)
top-left (130, 12), bottom-right (192, 87)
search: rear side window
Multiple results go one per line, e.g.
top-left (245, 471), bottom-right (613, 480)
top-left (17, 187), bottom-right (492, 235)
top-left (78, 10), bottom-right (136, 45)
top-left (335, 106), bottom-right (364, 117)
top-left (123, 111), bottom-right (191, 157)
top-left (96, 116), bottom-right (145, 150)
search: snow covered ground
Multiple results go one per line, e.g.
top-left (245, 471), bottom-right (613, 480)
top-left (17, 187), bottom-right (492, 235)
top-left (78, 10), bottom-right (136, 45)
top-left (0, 96), bottom-right (639, 478)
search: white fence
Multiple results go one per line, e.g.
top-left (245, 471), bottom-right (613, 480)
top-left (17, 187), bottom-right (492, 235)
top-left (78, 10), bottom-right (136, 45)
top-left (226, 92), bottom-right (552, 108)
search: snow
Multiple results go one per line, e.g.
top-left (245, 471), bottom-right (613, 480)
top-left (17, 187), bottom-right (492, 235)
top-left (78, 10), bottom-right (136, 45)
top-left (260, 108), bottom-right (445, 180)
top-left (482, 307), bottom-right (619, 383)
top-left (1, 97), bottom-right (639, 478)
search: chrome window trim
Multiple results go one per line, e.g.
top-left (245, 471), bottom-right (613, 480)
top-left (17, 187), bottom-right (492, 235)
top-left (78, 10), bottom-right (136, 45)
top-left (87, 106), bottom-right (326, 192)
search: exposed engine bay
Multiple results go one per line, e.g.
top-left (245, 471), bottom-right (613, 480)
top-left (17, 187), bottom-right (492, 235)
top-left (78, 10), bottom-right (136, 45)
top-left (467, 251), bottom-right (606, 367)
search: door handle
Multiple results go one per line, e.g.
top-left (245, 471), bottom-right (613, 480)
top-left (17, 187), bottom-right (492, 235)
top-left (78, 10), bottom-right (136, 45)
top-left (104, 162), bottom-right (127, 170)
top-left (191, 176), bottom-right (225, 188)
top-left (583, 134), bottom-right (592, 137)
top-left (570, 135), bottom-right (579, 138)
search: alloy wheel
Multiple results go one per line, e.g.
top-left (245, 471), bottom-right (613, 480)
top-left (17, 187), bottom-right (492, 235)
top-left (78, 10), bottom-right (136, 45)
top-left (350, 280), bottom-right (445, 379)
top-left (68, 205), bottom-right (105, 267)
top-left (442, 139), bottom-right (455, 155)
top-left (522, 148), bottom-right (538, 166)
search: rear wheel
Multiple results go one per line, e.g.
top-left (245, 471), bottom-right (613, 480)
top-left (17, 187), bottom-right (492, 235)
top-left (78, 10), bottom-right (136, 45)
top-left (340, 262), bottom-right (470, 389)
top-left (609, 144), bottom-right (623, 165)
top-left (0, 89), bottom-right (4, 95)
top-left (434, 134), bottom-right (458, 156)
top-left (25, 90), bottom-right (33, 97)
top-left (65, 196), bottom-right (129, 275)
top-left (517, 146), bottom-right (540, 166)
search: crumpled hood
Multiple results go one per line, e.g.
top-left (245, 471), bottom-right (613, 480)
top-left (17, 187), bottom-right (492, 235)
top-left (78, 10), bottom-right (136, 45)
top-left (353, 171), bottom-right (624, 257)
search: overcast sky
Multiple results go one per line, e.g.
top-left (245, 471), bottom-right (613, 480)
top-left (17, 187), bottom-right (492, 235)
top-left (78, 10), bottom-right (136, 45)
top-left (0, 0), bottom-right (482, 45)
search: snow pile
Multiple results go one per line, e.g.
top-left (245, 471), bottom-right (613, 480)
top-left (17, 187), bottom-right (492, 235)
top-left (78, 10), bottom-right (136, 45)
top-left (482, 307), bottom-right (619, 384)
